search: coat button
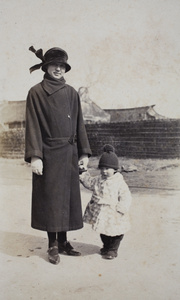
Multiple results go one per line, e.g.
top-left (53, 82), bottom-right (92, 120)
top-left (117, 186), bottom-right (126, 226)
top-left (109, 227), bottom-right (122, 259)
top-left (68, 114), bottom-right (71, 119)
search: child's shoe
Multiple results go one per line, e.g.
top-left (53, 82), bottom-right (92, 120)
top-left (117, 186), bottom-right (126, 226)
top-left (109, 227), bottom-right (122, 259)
top-left (102, 235), bottom-right (123, 259)
top-left (103, 250), bottom-right (118, 260)
top-left (58, 241), bottom-right (81, 256)
top-left (48, 245), bottom-right (60, 264)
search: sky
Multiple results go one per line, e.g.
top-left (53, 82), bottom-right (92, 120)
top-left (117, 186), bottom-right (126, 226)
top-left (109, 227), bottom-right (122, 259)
top-left (0, 0), bottom-right (180, 118)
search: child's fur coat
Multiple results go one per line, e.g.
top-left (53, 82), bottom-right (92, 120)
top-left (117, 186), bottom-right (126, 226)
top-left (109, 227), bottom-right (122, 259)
top-left (80, 171), bottom-right (132, 236)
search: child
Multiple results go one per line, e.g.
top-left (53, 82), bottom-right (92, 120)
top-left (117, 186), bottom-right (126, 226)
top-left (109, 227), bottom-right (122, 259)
top-left (25, 46), bottom-right (91, 264)
top-left (79, 144), bottom-right (132, 259)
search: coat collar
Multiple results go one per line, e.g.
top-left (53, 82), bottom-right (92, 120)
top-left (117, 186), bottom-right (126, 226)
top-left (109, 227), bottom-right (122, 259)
top-left (41, 73), bottom-right (66, 95)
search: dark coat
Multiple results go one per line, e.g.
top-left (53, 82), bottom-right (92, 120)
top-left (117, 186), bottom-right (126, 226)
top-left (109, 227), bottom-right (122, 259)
top-left (25, 74), bottom-right (91, 232)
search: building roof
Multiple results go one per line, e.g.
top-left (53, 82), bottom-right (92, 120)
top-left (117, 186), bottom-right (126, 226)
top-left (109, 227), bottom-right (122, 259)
top-left (0, 101), bottom-right (26, 124)
top-left (78, 87), bottom-right (110, 123)
top-left (0, 99), bottom-right (168, 128)
top-left (104, 105), bottom-right (167, 122)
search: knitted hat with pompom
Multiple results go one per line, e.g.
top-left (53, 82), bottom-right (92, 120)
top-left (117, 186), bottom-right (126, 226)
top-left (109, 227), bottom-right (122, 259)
top-left (98, 144), bottom-right (119, 170)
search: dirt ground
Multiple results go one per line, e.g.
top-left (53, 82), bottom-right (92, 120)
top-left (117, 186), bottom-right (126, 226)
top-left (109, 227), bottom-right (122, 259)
top-left (0, 157), bottom-right (180, 300)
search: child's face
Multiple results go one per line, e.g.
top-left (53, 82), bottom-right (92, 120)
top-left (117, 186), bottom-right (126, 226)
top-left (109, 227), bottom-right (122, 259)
top-left (47, 63), bottom-right (66, 79)
top-left (100, 167), bottom-right (115, 179)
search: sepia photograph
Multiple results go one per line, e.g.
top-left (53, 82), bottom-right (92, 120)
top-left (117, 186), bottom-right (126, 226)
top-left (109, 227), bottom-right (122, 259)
top-left (0, 0), bottom-right (180, 299)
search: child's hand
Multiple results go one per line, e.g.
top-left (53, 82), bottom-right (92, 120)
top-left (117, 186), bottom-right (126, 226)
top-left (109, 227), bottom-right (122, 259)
top-left (31, 157), bottom-right (43, 175)
top-left (78, 161), bottom-right (87, 174)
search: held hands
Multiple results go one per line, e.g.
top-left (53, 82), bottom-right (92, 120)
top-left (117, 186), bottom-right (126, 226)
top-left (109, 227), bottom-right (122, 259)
top-left (31, 157), bottom-right (43, 175)
top-left (78, 155), bottom-right (89, 174)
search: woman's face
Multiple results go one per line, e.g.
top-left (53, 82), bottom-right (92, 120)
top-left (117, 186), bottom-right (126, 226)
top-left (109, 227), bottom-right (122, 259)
top-left (47, 63), bottom-right (66, 79)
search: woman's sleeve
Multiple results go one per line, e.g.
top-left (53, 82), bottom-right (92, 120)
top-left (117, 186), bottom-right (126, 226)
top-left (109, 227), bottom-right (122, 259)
top-left (76, 94), bottom-right (92, 158)
top-left (24, 90), bottom-right (43, 163)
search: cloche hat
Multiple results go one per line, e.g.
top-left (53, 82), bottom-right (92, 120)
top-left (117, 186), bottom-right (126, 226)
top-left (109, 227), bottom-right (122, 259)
top-left (29, 46), bottom-right (71, 73)
top-left (98, 144), bottom-right (119, 170)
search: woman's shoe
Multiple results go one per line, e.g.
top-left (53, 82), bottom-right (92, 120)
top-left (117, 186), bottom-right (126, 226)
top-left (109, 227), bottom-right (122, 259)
top-left (58, 241), bottom-right (81, 256)
top-left (48, 246), bottom-right (60, 264)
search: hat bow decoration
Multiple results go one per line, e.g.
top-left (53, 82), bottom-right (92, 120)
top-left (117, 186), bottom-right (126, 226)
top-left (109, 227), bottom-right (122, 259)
top-left (29, 46), bottom-right (45, 73)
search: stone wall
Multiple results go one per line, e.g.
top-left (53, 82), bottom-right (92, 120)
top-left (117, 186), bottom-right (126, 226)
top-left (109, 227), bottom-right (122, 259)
top-left (0, 119), bottom-right (180, 159)
top-left (86, 119), bottom-right (180, 158)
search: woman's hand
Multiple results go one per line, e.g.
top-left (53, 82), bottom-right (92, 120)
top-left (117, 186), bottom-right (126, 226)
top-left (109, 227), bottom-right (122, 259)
top-left (31, 157), bottom-right (43, 175)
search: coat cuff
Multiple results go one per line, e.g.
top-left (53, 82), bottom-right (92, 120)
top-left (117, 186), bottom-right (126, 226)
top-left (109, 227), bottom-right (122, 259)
top-left (78, 147), bottom-right (92, 158)
top-left (24, 150), bottom-right (43, 163)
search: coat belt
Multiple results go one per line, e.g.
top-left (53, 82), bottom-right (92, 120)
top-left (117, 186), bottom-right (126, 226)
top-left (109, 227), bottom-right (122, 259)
top-left (68, 135), bottom-right (77, 145)
top-left (45, 135), bottom-right (77, 145)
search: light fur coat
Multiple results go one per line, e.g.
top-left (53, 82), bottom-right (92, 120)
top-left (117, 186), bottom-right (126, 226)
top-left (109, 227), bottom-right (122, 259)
top-left (80, 171), bottom-right (132, 236)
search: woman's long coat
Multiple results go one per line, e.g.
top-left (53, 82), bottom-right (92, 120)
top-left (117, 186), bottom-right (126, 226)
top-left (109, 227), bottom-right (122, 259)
top-left (80, 172), bottom-right (132, 236)
top-left (25, 74), bottom-right (91, 232)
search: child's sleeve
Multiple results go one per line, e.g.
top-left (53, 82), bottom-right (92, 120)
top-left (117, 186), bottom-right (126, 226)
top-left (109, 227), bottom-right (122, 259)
top-left (79, 171), bottom-right (97, 191)
top-left (116, 177), bottom-right (132, 214)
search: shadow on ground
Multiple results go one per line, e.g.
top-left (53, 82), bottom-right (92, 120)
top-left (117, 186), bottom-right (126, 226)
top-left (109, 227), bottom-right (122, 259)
top-left (0, 231), bottom-right (100, 262)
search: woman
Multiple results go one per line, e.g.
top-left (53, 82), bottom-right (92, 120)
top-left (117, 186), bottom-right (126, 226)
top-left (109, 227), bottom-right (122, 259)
top-left (25, 46), bottom-right (91, 264)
